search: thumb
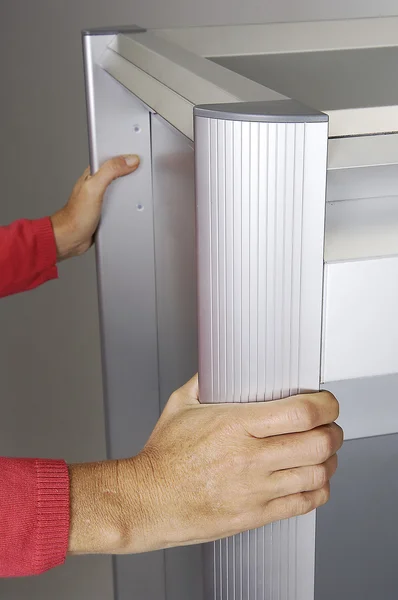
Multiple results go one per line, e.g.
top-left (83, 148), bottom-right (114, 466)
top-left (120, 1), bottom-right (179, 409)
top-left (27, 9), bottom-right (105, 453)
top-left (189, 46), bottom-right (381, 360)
top-left (167, 374), bottom-right (199, 412)
top-left (91, 155), bottom-right (140, 193)
top-left (179, 374), bottom-right (199, 403)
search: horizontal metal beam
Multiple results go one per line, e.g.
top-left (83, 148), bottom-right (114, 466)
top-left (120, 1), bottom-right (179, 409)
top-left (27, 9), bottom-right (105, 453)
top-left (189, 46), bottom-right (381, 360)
top-left (154, 17), bottom-right (398, 57)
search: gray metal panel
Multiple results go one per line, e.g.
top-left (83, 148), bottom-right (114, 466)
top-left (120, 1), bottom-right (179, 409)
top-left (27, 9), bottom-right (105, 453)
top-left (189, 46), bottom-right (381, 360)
top-left (329, 374), bottom-right (398, 441)
top-left (194, 99), bottom-right (327, 122)
top-left (151, 115), bottom-right (198, 407)
top-left (151, 114), bottom-right (203, 600)
top-left (83, 35), bottom-right (165, 600)
top-left (315, 433), bottom-right (398, 600)
top-left (210, 47), bottom-right (398, 112)
top-left (195, 114), bottom-right (329, 599)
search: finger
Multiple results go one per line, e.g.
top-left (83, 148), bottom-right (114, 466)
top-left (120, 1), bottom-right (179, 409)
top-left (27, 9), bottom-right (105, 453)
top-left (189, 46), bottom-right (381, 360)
top-left (261, 423), bottom-right (343, 471)
top-left (262, 483), bottom-right (331, 525)
top-left (239, 391), bottom-right (339, 438)
top-left (90, 155), bottom-right (140, 193)
top-left (269, 454), bottom-right (338, 499)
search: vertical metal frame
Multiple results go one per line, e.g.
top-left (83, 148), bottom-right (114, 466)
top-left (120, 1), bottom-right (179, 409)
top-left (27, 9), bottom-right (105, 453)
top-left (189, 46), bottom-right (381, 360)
top-left (83, 31), bottom-right (165, 600)
top-left (195, 101), bottom-right (329, 600)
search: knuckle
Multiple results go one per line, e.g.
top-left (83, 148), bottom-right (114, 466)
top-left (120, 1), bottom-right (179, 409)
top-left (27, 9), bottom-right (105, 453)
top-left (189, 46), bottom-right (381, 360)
top-left (292, 398), bottom-right (319, 430)
top-left (296, 492), bottom-right (315, 516)
top-left (298, 484), bottom-right (330, 515)
top-left (326, 454), bottom-right (338, 480)
top-left (317, 484), bottom-right (331, 507)
top-left (321, 391), bottom-right (340, 420)
top-left (335, 424), bottom-right (345, 448)
top-left (310, 464), bottom-right (329, 489)
top-left (314, 427), bottom-right (335, 461)
top-left (322, 390), bottom-right (340, 420)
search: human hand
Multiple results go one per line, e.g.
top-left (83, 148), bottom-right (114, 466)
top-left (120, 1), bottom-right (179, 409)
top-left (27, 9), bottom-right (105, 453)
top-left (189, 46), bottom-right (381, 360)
top-left (51, 155), bottom-right (140, 260)
top-left (68, 376), bottom-right (342, 555)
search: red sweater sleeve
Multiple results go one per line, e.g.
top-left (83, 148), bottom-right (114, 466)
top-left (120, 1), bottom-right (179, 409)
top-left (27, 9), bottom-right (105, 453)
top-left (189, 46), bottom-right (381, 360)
top-left (0, 219), bottom-right (69, 576)
top-left (0, 217), bottom-right (58, 298)
top-left (0, 458), bottom-right (70, 577)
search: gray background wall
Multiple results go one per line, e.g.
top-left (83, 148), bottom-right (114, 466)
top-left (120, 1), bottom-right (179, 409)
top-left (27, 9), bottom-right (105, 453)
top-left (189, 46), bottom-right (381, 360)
top-left (1, 1), bottom-right (398, 599)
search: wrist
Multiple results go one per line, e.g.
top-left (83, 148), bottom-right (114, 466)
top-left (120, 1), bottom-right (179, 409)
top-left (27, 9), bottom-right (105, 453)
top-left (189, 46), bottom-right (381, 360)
top-left (50, 209), bottom-right (85, 261)
top-left (68, 457), bottom-right (160, 555)
top-left (68, 460), bottom-right (129, 555)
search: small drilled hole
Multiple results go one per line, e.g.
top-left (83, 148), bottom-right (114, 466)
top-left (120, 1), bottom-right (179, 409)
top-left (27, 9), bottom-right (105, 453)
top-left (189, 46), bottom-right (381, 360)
top-left (136, 203), bottom-right (144, 211)
top-left (133, 125), bottom-right (141, 134)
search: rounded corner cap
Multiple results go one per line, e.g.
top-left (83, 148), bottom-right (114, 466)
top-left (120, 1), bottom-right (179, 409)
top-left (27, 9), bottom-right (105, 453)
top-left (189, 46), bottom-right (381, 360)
top-left (194, 100), bottom-right (328, 124)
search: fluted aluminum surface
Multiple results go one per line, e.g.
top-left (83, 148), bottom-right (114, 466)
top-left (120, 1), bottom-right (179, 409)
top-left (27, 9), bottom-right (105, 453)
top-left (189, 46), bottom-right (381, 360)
top-left (195, 115), bottom-right (328, 600)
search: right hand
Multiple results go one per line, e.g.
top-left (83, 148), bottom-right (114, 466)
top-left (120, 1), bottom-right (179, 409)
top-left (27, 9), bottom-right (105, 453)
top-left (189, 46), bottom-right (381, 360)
top-left (117, 376), bottom-right (342, 552)
top-left (68, 376), bottom-right (342, 555)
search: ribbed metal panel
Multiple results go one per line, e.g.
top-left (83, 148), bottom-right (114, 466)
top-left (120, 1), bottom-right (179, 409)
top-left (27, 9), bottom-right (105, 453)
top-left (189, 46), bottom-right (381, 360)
top-left (195, 115), bottom-right (328, 600)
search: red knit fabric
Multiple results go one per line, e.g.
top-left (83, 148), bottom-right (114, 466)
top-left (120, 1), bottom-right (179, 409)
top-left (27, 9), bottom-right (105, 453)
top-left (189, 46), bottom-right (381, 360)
top-left (0, 218), bottom-right (70, 577)
top-left (0, 459), bottom-right (70, 577)
top-left (0, 217), bottom-right (58, 298)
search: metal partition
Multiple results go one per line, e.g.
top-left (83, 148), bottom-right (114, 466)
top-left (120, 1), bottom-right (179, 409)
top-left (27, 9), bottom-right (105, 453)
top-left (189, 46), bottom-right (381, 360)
top-left (83, 21), bottom-right (398, 600)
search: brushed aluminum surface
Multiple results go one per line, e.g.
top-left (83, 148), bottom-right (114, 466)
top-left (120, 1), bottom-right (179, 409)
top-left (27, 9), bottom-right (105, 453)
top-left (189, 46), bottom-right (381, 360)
top-left (195, 113), bottom-right (328, 600)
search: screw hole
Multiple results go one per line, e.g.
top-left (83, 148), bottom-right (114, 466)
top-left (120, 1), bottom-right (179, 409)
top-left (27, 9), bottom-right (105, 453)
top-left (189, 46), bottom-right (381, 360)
top-left (133, 125), bottom-right (141, 134)
top-left (136, 203), bottom-right (144, 211)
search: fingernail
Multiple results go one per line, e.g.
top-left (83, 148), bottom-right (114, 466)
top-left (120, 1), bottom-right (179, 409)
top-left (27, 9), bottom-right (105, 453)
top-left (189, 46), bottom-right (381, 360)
top-left (124, 154), bottom-right (140, 167)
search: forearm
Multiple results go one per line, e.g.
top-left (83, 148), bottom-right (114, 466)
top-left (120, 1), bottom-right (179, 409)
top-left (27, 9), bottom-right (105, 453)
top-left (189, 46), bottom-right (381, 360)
top-left (0, 218), bottom-right (58, 298)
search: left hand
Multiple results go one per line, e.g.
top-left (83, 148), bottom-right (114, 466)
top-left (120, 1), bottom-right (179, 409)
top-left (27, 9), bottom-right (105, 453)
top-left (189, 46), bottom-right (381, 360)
top-left (51, 154), bottom-right (140, 260)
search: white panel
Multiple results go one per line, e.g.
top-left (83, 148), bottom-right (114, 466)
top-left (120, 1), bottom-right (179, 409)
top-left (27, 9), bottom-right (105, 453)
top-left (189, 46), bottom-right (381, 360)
top-left (196, 114), bottom-right (328, 600)
top-left (322, 257), bottom-right (398, 383)
top-left (326, 165), bottom-right (398, 203)
top-left (325, 196), bottom-right (398, 262)
top-left (328, 133), bottom-right (398, 170)
top-left (326, 105), bottom-right (398, 138)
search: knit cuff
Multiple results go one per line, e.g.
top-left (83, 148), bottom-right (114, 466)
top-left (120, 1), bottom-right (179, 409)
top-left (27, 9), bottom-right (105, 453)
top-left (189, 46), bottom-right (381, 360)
top-left (30, 217), bottom-right (58, 272)
top-left (33, 460), bottom-right (70, 574)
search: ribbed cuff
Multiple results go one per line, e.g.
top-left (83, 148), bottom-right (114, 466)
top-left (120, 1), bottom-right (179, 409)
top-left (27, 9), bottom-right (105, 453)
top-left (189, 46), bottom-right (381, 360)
top-left (31, 217), bottom-right (58, 273)
top-left (33, 460), bottom-right (70, 575)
